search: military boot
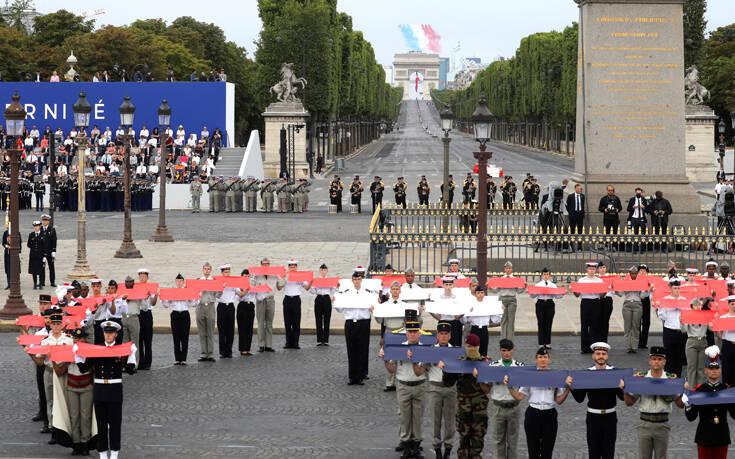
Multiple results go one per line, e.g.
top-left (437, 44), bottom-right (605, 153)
top-left (442, 445), bottom-right (452, 459)
top-left (434, 447), bottom-right (442, 458)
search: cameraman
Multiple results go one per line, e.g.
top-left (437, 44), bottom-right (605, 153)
top-left (598, 185), bottom-right (622, 234)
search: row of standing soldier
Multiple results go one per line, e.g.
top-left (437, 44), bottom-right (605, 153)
top-left (189, 176), bottom-right (311, 213)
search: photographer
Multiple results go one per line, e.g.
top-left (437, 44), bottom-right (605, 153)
top-left (649, 191), bottom-right (672, 235)
top-left (714, 185), bottom-right (735, 235)
top-left (598, 185), bottom-right (623, 235)
top-left (538, 182), bottom-right (568, 251)
top-left (626, 187), bottom-right (649, 234)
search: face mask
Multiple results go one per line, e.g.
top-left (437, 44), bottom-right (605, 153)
top-left (465, 346), bottom-right (481, 360)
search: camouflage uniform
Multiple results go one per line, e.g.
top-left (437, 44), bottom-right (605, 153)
top-left (448, 356), bottom-right (489, 459)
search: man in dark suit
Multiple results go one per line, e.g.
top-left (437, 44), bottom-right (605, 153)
top-left (626, 187), bottom-right (649, 234)
top-left (27, 221), bottom-right (46, 289)
top-left (40, 215), bottom-right (56, 287)
top-left (566, 183), bottom-right (586, 232)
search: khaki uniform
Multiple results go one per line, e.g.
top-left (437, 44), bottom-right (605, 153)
top-left (224, 178), bottom-right (236, 212)
top-left (245, 180), bottom-right (260, 212)
top-left (261, 181), bottom-right (275, 212)
top-left (630, 370), bottom-right (678, 459)
top-left (198, 286), bottom-right (218, 359)
top-left (66, 362), bottom-right (93, 444)
top-left (277, 182), bottom-right (290, 213)
top-left (490, 359), bottom-right (523, 459)
top-left (40, 333), bottom-right (73, 425)
top-left (619, 290), bottom-right (645, 352)
top-left (233, 180), bottom-right (244, 212)
top-left (292, 185), bottom-right (303, 213)
top-left (254, 275), bottom-right (279, 348)
top-left (207, 176), bottom-right (217, 212)
top-left (190, 179), bottom-right (202, 212)
top-left (122, 299), bottom-right (143, 365)
top-left (427, 346), bottom-right (457, 451)
top-left (216, 178), bottom-right (226, 212)
top-left (493, 280), bottom-right (524, 341)
top-left (394, 356), bottom-right (426, 443)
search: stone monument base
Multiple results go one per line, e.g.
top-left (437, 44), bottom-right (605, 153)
top-left (685, 105), bottom-right (718, 183)
top-left (262, 101), bottom-right (310, 179)
top-left (573, 174), bottom-right (706, 228)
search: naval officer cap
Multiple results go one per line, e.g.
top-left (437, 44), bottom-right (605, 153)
top-left (448, 258), bottom-right (460, 265)
top-left (590, 342), bottom-right (611, 352)
top-left (90, 278), bottom-right (103, 285)
top-left (686, 267), bottom-right (699, 274)
top-left (436, 322), bottom-right (452, 333)
top-left (287, 259), bottom-right (299, 265)
top-left (137, 268), bottom-right (150, 274)
top-left (101, 320), bottom-right (122, 333)
top-left (39, 294), bottom-right (51, 303)
top-left (41, 214), bottom-right (51, 220)
top-left (585, 261), bottom-right (598, 268)
top-left (726, 295), bottom-right (735, 303)
top-left (219, 264), bottom-right (231, 271)
top-left (649, 346), bottom-right (667, 358)
top-left (32, 220), bottom-right (41, 227)
top-left (706, 260), bottom-right (719, 267)
top-left (441, 276), bottom-right (455, 284)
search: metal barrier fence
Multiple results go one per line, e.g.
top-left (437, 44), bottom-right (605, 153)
top-left (369, 204), bottom-right (735, 283)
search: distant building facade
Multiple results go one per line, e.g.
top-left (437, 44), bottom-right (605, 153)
top-left (393, 51), bottom-right (440, 100)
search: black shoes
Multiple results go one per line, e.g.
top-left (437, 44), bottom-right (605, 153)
top-left (264, 347), bottom-right (275, 352)
top-left (39, 425), bottom-right (50, 434)
top-left (442, 445), bottom-right (452, 459)
top-left (258, 347), bottom-right (266, 353)
top-left (384, 386), bottom-right (396, 392)
top-left (31, 413), bottom-right (44, 422)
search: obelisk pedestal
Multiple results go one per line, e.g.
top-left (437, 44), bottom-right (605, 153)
top-left (262, 101), bottom-right (310, 179)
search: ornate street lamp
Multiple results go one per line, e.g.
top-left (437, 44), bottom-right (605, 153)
top-left (472, 96), bottom-right (494, 287)
top-left (114, 96), bottom-right (142, 258)
top-left (439, 104), bottom-right (454, 232)
top-left (68, 91), bottom-right (96, 279)
top-left (0, 92), bottom-right (31, 318)
top-left (150, 99), bottom-right (174, 242)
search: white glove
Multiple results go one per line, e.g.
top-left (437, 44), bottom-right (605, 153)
top-left (51, 252), bottom-right (55, 258)
top-left (681, 393), bottom-right (690, 407)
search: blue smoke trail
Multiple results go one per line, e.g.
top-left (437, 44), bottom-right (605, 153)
top-left (399, 24), bottom-right (420, 51)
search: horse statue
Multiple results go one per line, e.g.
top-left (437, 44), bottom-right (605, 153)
top-left (685, 66), bottom-right (710, 105)
top-left (269, 63), bottom-right (308, 103)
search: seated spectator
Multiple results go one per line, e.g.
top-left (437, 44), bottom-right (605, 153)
top-left (92, 72), bottom-right (100, 82)
top-left (187, 133), bottom-right (197, 150)
top-left (54, 127), bottom-right (63, 144)
top-left (139, 124), bottom-right (149, 146)
top-left (200, 126), bottom-right (210, 142)
top-left (218, 69), bottom-right (227, 82)
top-left (49, 71), bottom-right (60, 82)
top-left (109, 162), bottom-right (120, 176)
top-left (30, 125), bottom-right (40, 144)
top-left (57, 162), bottom-right (68, 177)
top-left (23, 135), bottom-right (34, 153)
top-left (39, 136), bottom-right (48, 153)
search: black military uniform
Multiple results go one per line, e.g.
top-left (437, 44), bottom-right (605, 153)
top-left (27, 222), bottom-right (46, 289)
top-left (598, 191), bottom-right (623, 235)
top-left (685, 380), bottom-right (735, 456)
top-left (34, 180), bottom-right (45, 211)
top-left (462, 174), bottom-right (476, 204)
top-left (369, 176), bottom-right (384, 213)
top-left (501, 177), bottom-right (517, 209)
top-left (40, 216), bottom-right (56, 287)
top-left (440, 175), bottom-right (456, 206)
top-left (350, 176), bottom-right (363, 213)
top-left (571, 343), bottom-right (624, 459)
top-left (417, 176), bottom-right (430, 206)
top-left (393, 178), bottom-right (407, 209)
top-left (329, 176), bottom-right (343, 212)
top-left (76, 321), bottom-right (136, 458)
top-left (2, 228), bottom-right (21, 288)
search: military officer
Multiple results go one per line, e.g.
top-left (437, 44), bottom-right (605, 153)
top-left (462, 173), bottom-right (476, 204)
top-left (253, 257), bottom-right (279, 353)
top-left (369, 175), bottom-right (384, 212)
top-left (244, 177), bottom-right (259, 212)
top-left (27, 220), bottom-right (46, 289)
top-left (189, 175), bottom-right (202, 212)
top-left (65, 327), bottom-right (95, 456)
top-left (624, 346), bottom-right (685, 459)
top-left (440, 174), bottom-right (455, 206)
top-left (276, 178), bottom-right (291, 213)
top-left (349, 175), bottom-right (363, 213)
top-left (261, 179), bottom-right (275, 213)
top-left (120, 276), bottom-right (142, 367)
top-left (75, 320), bottom-right (137, 459)
top-left (40, 214), bottom-right (56, 287)
top-left (417, 175), bottom-right (430, 206)
top-left (335, 271), bottom-right (372, 385)
top-left (427, 322), bottom-right (456, 459)
top-left (329, 175), bottom-right (344, 212)
top-left (34, 178), bottom-right (45, 211)
top-left (381, 310), bottom-right (427, 459)
top-left (207, 175), bottom-right (218, 212)
top-left (224, 177), bottom-right (237, 212)
top-left (233, 178), bottom-right (244, 212)
top-left (393, 176), bottom-right (407, 209)
top-left (136, 268), bottom-right (157, 371)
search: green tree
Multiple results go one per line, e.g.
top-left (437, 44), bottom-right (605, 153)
top-left (6, 0), bottom-right (33, 33)
top-left (32, 10), bottom-right (94, 48)
top-left (684, 0), bottom-right (707, 68)
top-left (700, 23), bottom-right (735, 128)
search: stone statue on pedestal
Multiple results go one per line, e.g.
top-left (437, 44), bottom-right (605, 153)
top-left (685, 66), bottom-right (710, 106)
top-left (269, 63), bottom-right (308, 103)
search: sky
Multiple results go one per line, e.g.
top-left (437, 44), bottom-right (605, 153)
top-left (34, 0), bottom-right (734, 67)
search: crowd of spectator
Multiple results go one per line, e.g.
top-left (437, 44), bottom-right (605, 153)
top-left (0, 123), bottom-right (225, 185)
top-left (16, 67), bottom-right (227, 83)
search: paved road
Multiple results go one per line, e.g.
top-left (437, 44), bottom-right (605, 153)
top-left (1, 333), bottom-right (698, 458)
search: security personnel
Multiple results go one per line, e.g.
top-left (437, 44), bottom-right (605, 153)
top-left (136, 268), bottom-right (157, 371)
top-left (427, 322), bottom-right (456, 459)
top-left (684, 347), bottom-right (735, 459)
top-left (417, 175), bottom-right (430, 206)
top-left (329, 175), bottom-right (344, 212)
top-left (393, 177), bottom-right (407, 209)
top-left (487, 339), bottom-right (523, 459)
top-left (189, 175), bottom-right (202, 212)
top-left (349, 175), bottom-right (363, 213)
top-left (462, 173), bottom-right (476, 204)
top-left (441, 334), bottom-right (490, 459)
top-left (27, 220), bottom-right (46, 289)
top-left (598, 185), bottom-right (623, 235)
top-left (571, 342), bottom-right (624, 459)
top-left (75, 320), bottom-right (136, 459)
top-left (335, 271), bottom-right (372, 385)
top-left (369, 175), bottom-right (384, 212)
top-left (624, 346), bottom-right (685, 459)
top-left (440, 174), bottom-right (455, 206)
top-left (382, 309), bottom-right (427, 459)
top-left (40, 214), bottom-right (57, 287)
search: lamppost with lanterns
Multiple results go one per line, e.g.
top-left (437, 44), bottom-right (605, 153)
top-left (472, 96), bottom-right (494, 287)
top-left (150, 99), bottom-right (174, 242)
top-left (67, 91), bottom-right (96, 279)
top-left (0, 92), bottom-right (30, 318)
top-left (114, 96), bottom-right (142, 258)
top-left (731, 111), bottom-right (735, 179)
top-left (440, 105), bottom-right (454, 208)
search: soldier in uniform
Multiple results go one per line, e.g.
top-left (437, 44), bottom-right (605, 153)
top-left (27, 220), bottom-right (46, 289)
top-left (40, 214), bottom-right (56, 287)
top-left (75, 320), bottom-right (137, 459)
top-left (64, 327), bottom-right (95, 456)
top-left (598, 185), bottom-right (623, 235)
top-left (207, 175), bottom-right (218, 212)
top-left (136, 268), bottom-right (157, 371)
top-left (34, 178), bottom-right (45, 211)
top-left (276, 178), bottom-right (291, 213)
top-left (417, 175), bottom-right (430, 206)
top-left (261, 179), bottom-right (275, 213)
top-left (441, 334), bottom-right (489, 459)
top-left (393, 176), bottom-right (407, 209)
top-left (291, 180), bottom-right (303, 213)
top-left (487, 339), bottom-right (524, 459)
top-left (335, 271), bottom-right (372, 385)
top-left (349, 175), bottom-right (363, 213)
top-left (196, 262), bottom-right (218, 362)
top-left (189, 175), bottom-right (202, 212)
top-left (233, 178), bottom-right (244, 212)
top-left (3, 221), bottom-right (20, 289)
top-left (462, 173), bottom-right (476, 204)
top-left (440, 174), bottom-right (455, 207)
top-left (329, 175), bottom-right (343, 212)
top-left (684, 346), bottom-right (735, 459)
top-left (224, 177), bottom-right (237, 212)
top-left (624, 346), bottom-right (685, 459)
top-left (570, 342), bottom-right (625, 459)
top-left (369, 175), bottom-right (384, 212)
top-left (501, 176), bottom-right (517, 209)
top-left (381, 309), bottom-right (427, 459)
top-left (427, 322), bottom-right (456, 459)
top-left (244, 177), bottom-right (260, 213)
